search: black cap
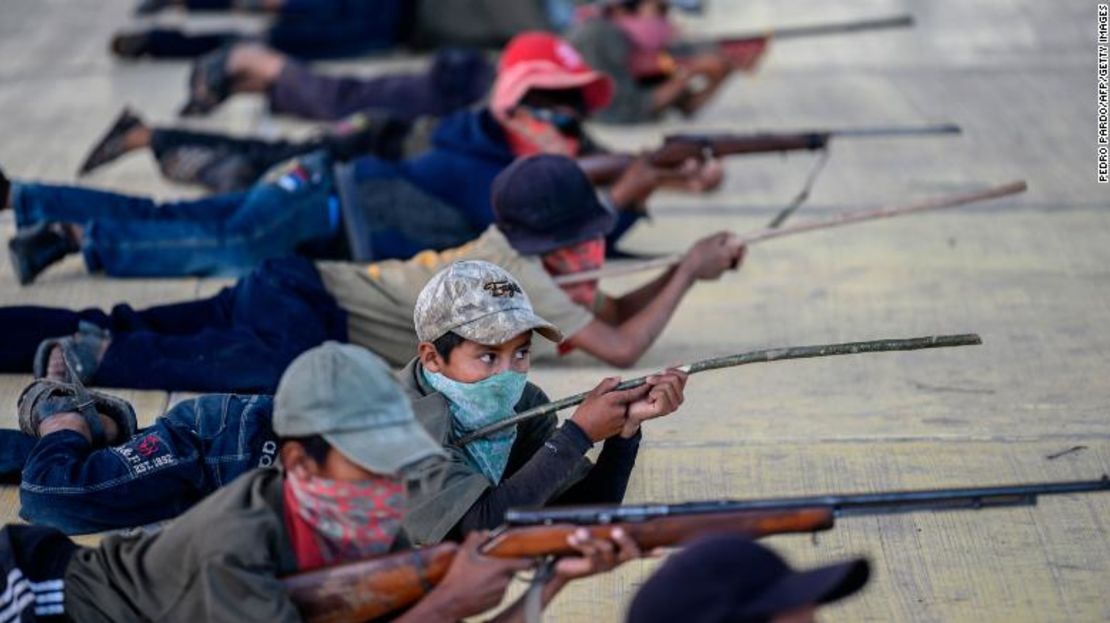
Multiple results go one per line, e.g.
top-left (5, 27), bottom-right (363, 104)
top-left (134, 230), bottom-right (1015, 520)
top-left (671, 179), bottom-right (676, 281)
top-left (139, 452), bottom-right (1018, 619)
top-left (491, 154), bottom-right (616, 255)
top-left (626, 535), bottom-right (870, 623)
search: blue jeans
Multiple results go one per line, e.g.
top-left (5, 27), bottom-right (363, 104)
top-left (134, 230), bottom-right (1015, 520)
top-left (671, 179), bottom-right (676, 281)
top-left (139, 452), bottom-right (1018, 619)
top-left (138, 0), bottom-right (408, 59)
top-left (0, 257), bottom-right (346, 393)
top-left (11, 152), bottom-right (339, 278)
top-left (20, 394), bottom-right (277, 535)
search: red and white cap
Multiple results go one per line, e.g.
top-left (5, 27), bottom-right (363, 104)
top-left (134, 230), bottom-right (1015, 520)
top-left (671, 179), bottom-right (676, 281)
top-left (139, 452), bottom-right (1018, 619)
top-left (491, 32), bottom-right (614, 118)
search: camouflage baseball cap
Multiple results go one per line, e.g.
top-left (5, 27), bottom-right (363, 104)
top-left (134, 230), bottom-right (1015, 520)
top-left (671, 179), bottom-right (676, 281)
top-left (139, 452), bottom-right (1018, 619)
top-left (414, 260), bottom-right (564, 345)
top-left (274, 342), bottom-right (446, 476)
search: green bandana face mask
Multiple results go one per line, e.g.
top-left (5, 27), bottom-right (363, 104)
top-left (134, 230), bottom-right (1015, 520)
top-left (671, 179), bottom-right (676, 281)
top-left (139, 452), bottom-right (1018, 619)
top-left (422, 368), bottom-right (528, 484)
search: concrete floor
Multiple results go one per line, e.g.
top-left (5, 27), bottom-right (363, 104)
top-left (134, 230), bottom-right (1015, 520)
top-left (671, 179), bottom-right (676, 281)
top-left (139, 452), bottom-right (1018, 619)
top-left (1, 0), bottom-right (1108, 621)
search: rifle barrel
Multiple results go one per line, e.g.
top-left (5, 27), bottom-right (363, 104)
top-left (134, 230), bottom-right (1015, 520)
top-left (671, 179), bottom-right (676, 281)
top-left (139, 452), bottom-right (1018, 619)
top-left (505, 478), bottom-right (1110, 526)
top-left (452, 334), bottom-right (981, 447)
top-left (769, 14), bottom-right (915, 40)
top-left (664, 124), bottom-right (961, 147)
top-left (829, 124), bottom-right (963, 137)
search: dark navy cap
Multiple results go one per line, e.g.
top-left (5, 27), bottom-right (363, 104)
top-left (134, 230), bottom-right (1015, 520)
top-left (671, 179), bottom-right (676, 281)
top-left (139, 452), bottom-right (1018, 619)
top-left (491, 154), bottom-right (616, 255)
top-left (626, 535), bottom-right (870, 623)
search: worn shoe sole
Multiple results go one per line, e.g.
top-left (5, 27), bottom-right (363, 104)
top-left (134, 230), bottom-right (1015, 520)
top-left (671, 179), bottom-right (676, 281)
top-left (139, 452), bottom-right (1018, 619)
top-left (77, 107), bottom-right (142, 176)
top-left (7, 237), bottom-right (35, 286)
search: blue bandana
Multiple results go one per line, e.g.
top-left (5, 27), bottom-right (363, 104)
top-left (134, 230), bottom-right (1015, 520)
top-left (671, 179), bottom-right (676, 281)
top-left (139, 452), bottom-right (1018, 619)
top-left (422, 368), bottom-right (528, 483)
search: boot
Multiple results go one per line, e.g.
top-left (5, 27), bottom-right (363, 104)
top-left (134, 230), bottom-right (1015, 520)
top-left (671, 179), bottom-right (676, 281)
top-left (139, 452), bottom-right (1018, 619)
top-left (8, 223), bottom-right (78, 286)
top-left (0, 165), bottom-right (9, 210)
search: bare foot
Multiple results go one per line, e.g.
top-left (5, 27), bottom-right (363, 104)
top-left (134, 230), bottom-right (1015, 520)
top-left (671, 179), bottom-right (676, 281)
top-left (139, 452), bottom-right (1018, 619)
top-left (46, 346), bottom-right (68, 381)
top-left (38, 411), bottom-right (121, 444)
top-left (226, 43), bottom-right (286, 92)
top-left (123, 123), bottom-right (153, 151)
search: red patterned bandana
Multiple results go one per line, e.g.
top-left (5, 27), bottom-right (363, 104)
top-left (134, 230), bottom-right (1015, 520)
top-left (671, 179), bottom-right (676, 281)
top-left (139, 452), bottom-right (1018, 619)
top-left (543, 237), bottom-right (605, 355)
top-left (503, 115), bottom-right (582, 157)
top-left (283, 471), bottom-right (406, 571)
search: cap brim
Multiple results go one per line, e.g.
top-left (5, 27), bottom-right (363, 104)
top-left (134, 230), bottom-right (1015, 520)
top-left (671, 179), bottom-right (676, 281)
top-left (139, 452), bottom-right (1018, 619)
top-left (324, 419), bottom-right (446, 477)
top-left (453, 307), bottom-right (564, 346)
top-left (741, 558), bottom-right (871, 617)
top-left (526, 70), bottom-right (614, 113)
top-left (497, 62), bottom-right (615, 114)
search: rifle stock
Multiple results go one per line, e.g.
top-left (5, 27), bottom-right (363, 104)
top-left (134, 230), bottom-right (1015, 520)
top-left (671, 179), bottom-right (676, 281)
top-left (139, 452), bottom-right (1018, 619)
top-left (283, 543), bottom-right (457, 623)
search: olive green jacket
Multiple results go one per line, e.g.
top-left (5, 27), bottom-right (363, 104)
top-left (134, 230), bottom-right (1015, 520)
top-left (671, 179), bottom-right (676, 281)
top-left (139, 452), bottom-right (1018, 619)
top-left (64, 468), bottom-right (301, 623)
top-left (398, 359), bottom-right (592, 545)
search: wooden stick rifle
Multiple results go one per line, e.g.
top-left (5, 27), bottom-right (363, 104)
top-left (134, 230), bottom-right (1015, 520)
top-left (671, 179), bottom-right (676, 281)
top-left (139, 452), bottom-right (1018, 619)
top-left (577, 123), bottom-right (961, 185)
top-left (282, 477), bottom-right (1109, 623)
top-left (454, 334), bottom-right (981, 446)
top-left (556, 181), bottom-right (1027, 286)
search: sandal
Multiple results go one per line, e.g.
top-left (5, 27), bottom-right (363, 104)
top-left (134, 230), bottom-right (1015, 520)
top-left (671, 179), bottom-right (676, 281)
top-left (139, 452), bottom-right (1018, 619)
top-left (179, 45), bottom-right (235, 117)
top-left (17, 377), bottom-right (138, 448)
top-left (32, 322), bottom-right (110, 383)
top-left (77, 108), bottom-right (144, 176)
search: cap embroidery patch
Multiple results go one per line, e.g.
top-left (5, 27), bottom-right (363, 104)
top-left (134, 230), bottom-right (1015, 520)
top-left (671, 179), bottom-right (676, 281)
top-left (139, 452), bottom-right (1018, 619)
top-left (484, 280), bottom-right (523, 298)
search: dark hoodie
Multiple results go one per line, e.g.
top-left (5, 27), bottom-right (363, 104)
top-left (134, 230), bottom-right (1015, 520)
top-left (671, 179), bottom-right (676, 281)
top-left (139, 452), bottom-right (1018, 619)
top-left (350, 109), bottom-right (514, 229)
top-left (340, 109), bottom-right (516, 260)
top-left (395, 109), bottom-right (516, 230)
top-left (338, 108), bottom-right (616, 260)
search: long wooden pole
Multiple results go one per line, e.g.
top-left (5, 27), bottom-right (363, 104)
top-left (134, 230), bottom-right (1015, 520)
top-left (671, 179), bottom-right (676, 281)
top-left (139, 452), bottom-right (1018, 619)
top-left (555, 180), bottom-right (1027, 286)
top-left (453, 334), bottom-right (982, 446)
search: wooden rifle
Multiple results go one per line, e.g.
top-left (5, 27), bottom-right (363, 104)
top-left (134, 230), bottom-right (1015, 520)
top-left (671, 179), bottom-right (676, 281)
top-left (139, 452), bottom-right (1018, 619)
top-left (283, 477), bottom-right (1109, 623)
top-left (577, 124), bottom-right (961, 185)
top-left (631, 14), bottom-right (915, 78)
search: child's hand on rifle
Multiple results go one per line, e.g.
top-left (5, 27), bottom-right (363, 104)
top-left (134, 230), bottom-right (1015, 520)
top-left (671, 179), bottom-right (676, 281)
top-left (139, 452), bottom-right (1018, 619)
top-left (623, 368), bottom-right (689, 438)
top-left (609, 156), bottom-right (663, 211)
top-left (554, 527), bottom-right (642, 581)
top-left (680, 231), bottom-right (747, 281)
top-left (685, 157), bottom-right (724, 192)
top-left (570, 377), bottom-right (653, 442)
top-left (408, 531), bottom-right (533, 622)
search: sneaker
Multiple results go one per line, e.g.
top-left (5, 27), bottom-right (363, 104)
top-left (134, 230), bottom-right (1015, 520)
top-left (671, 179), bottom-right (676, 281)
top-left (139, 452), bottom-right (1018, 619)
top-left (179, 45), bottom-right (235, 116)
top-left (78, 108), bottom-right (144, 176)
top-left (134, 0), bottom-right (172, 15)
top-left (7, 223), bottom-right (77, 286)
top-left (111, 32), bottom-right (151, 59)
top-left (0, 165), bottom-right (9, 210)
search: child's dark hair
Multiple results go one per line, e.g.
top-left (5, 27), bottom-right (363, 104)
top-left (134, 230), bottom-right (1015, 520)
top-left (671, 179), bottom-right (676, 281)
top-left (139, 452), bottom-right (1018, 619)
top-left (604, 0), bottom-right (646, 15)
top-left (432, 331), bottom-right (467, 363)
top-left (281, 435), bottom-right (332, 464)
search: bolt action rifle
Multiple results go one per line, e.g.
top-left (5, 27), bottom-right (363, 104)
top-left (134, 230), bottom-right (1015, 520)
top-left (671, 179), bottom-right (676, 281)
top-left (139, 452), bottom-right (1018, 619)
top-left (577, 124), bottom-right (960, 185)
top-left (282, 477), bottom-right (1109, 623)
top-left (630, 14), bottom-right (915, 78)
